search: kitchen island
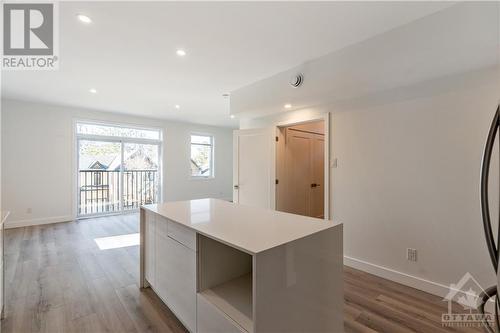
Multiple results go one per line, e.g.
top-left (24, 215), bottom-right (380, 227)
top-left (140, 198), bottom-right (343, 333)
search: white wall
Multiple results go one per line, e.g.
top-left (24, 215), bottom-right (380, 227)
top-left (234, 1), bottom-right (500, 298)
top-left (239, 67), bottom-right (500, 297)
top-left (334, 72), bottom-right (499, 295)
top-left (1, 99), bottom-right (233, 228)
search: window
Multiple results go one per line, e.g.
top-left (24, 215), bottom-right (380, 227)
top-left (191, 134), bottom-right (214, 178)
top-left (76, 122), bottom-right (161, 140)
top-left (76, 121), bottom-right (162, 216)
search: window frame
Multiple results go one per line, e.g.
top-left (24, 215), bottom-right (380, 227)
top-left (75, 120), bottom-right (163, 144)
top-left (73, 119), bottom-right (164, 218)
top-left (190, 133), bottom-right (215, 180)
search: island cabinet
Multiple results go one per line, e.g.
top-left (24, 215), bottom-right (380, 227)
top-left (140, 198), bottom-right (343, 333)
top-left (143, 210), bottom-right (197, 332)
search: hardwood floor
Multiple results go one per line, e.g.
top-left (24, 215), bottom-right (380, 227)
top-left (1, 214), bottom-right (487, 333)
top-left (343, 268), bottom-right (485, 333)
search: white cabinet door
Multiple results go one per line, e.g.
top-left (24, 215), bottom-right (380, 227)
top-left (145, 212), bottom-right (156, 287)
top-left (233, 128), bottom-right (275, 209)
top-left (165, 237), bottom-right (196, 332)
top-left (155, 233), bottom-right (169, 302)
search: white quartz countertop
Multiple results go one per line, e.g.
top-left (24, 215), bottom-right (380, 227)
top-left (142, 199), bottom-right (341, 254)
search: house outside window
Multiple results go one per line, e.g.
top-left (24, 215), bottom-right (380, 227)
top-left (93, 172), bottom-right (102, 186)
top-left (191, 134), bottom-right (214, 178)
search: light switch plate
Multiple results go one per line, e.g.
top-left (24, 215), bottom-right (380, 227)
top-left (331, 158), bottom-right (338, 168)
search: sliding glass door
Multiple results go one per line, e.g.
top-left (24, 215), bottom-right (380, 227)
top-left (122, 143), bottom-right (159, 211)
top-left (78, 140), bottom-right (122, 215)
top-left (76, 122), bottom-right (162, 217)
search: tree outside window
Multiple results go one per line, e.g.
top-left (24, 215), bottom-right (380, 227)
top-left (191, 135), bottom-right (214, 177)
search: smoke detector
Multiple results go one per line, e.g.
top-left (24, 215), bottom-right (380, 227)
top-left (289, 73), bottom-right (304, 88)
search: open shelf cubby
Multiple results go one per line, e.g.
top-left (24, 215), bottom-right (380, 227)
top-left (197, 234), bottom-right (253, 332)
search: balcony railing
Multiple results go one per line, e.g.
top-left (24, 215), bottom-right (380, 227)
top-left (79, 170), bottom-right (158, 216)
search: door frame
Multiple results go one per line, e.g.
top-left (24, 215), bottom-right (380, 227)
top-left (275, 113), bottom-right (330, 219)
top-left (72, 119), bottom-right (164, 219)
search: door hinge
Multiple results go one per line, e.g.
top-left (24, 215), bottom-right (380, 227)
top-left (275, 136), bottom-right (279, 142)
top-left (275, 179), bottom-right (279, 185)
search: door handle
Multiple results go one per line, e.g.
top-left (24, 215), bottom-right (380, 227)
top-left (481, 104), bottom-right (500, 271)
top-left (478, 105), bottom-right (500, 329)
top-left (311, 183), bottom-right (320, 188)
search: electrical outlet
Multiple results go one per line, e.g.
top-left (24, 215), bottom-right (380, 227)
top-left (407, 248), bottom-right (417, 262)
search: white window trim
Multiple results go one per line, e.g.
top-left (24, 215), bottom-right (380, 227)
top-left (190, 132), bottom-right (215, 180)
top-left (72, 119), bottom-right (164, 218)
top-left (75, 120), bottom-right (163, 143)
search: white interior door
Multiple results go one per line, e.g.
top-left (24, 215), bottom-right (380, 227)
top-left (233, 128), bottom-right (275, 209)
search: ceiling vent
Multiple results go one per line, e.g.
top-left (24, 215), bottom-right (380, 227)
top-left (289, 73), bottom-right (304, 88)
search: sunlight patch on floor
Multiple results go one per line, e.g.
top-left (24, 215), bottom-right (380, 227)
top-left (94, 233), bottom-right (140, 250)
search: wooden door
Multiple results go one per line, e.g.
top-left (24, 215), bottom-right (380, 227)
top-left (310, 134), bottom-right (325, 218)
top-left (284, 129), bottom-right (312, 215)
top-left (281, 128), bottom-right (324, 218)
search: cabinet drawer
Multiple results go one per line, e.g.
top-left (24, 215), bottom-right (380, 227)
top-left (156, 215), bottom-right (168, 239)
top-left (197, 294), bottom-right (246, 333)
top-left (167, 220), bottom-right (196, 251)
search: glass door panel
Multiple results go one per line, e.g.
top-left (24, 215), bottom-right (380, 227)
top-left (78, 140), bottom-right (122, 216)
top-left (122, 143), bottom-right (160, 211)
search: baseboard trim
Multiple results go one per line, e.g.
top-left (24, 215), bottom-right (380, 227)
top-left (344, 256), bottom-right (454, 298)
top-left (5, 215), bottom-right (74, 229)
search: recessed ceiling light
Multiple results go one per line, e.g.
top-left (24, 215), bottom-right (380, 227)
top-left (175, 104), bottom-right (180, 109)
top-left (284, 104), bottom-right (292, 109)
top-left (77, 14), bottom-right (92, 24)
top-left (89, 88), bottom-right (97, 94)
top-left (176, 49), bottom-right (186, 57)
top-left (230, 115), bottom-right (235, 119)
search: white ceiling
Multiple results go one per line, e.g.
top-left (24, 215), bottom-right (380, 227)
top-left (231, 2), bottom-right (499, 118)
top-left (1, 1), bottom-right (455, 127)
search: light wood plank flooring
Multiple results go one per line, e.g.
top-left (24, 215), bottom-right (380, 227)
top-left (1, 214), bottom-right (486, 333)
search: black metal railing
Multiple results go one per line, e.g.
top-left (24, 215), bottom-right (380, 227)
top-left (79, 170), bottom-right (158, 215)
